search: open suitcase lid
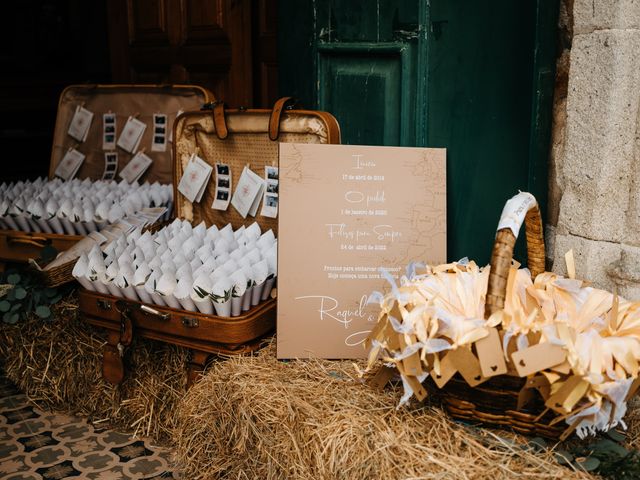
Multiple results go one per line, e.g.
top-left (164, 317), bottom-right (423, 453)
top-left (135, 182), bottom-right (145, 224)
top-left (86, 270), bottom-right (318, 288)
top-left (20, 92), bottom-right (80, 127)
top-left (172, 98), bottom-right (341, 235)
top-left (50, 84), bottom-right (214, 184)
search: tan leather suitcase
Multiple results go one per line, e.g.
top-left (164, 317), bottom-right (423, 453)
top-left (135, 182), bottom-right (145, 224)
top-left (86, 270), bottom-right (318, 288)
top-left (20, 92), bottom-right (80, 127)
top-left (78, 97), bottom-right (340, 386)
top-left (0, 84), bottom-right (214, 263)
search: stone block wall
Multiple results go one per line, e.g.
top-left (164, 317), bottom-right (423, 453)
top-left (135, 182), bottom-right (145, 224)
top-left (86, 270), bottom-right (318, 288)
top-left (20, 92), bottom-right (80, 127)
top-left (549, 0), bottom-right (640, 300)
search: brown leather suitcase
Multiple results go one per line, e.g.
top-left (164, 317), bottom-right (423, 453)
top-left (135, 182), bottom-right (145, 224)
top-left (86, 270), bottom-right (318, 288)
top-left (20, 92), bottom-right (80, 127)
top-left (78, 97), bottom-right (341, 386)
top-left (0, 84), bottom-right (214, 263)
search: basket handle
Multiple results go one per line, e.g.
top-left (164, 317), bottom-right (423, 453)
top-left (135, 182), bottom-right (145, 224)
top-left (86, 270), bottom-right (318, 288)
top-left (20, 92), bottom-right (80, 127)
top-left (6, 233), bottom-right (49, 248)
top-left (484, 192), bottom-right (545, 319)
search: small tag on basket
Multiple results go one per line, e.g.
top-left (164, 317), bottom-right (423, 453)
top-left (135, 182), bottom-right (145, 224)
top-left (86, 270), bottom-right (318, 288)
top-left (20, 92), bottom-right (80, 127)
top-left (544, 375), bottom-right (589, 414)
top-left (449, 347), bottom-right (488, 387)
top-left (510, 342), bottom-right (566, 377)
top-left (475, 327), bottom-right (507, 377)
top-left (370, 365), bottom-right (395, 391)
top-left (431, 352), bottom-right (457, 388)
top-left (399, 334), bottom-right (423, 378)
top-left (405, 375), bottom-right (427, 401)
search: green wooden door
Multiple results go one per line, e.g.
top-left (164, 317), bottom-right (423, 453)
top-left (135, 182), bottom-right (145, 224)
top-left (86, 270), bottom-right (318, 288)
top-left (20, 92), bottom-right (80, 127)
top-left (278, 0), bottom-right (558, 265)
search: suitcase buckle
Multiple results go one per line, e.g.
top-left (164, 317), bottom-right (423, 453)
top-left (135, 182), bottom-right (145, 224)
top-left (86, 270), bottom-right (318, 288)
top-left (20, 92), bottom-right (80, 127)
top-left (97, 299), bottom-right (111, 310)
top-left (182, 317), bottom-right (199, 328)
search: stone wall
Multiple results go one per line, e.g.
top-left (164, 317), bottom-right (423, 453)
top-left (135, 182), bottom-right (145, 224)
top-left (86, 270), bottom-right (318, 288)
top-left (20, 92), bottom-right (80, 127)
top-left (549, 0), bottom-right (640, 300)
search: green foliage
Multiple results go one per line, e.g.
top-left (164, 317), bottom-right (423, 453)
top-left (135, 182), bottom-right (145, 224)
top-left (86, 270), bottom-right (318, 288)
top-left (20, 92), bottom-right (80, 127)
top-left (0, 266), bottom-right (71, 324)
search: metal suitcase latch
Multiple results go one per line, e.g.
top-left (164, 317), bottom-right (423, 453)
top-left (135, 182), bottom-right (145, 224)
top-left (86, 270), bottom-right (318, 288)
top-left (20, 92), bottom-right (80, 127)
top-left (182, 317), bottom-right (199, 328)
top-left (139, 304), bottom-right (170, 321)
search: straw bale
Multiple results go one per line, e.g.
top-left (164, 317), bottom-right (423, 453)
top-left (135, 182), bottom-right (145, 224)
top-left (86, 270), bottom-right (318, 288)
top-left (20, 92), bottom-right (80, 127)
top-left (174, 341), bottom-right (602, 480)
top-left (0, 293), bottom-right (191, 442)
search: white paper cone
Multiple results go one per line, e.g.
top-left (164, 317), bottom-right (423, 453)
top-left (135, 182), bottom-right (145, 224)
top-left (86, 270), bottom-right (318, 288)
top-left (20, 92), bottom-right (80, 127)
top-left (106, 282), bottom-right (121, 298)
top-left (122, 286), bottom-right (139, 302)
top-left (136, 286), bottom-right (153, 304)
top-left (214, 299), bottom-right (231, 317)
top-left (0, 218), bottom-right (8, 230)
top-left (94, 280), bottom-right (110, 295)
top-left (74, 221), bottom-right (88, 236)
top-left (36, 219), bottom-right (53, 234)
top-left (252, 281), bottom-right (264, 306)
top-left (27, 218), bottom-right (42, 233)
top-left (60, 217), bottom-right (76, 235)
top-left (242, 287), bottom-right (253, 311)
top-left (83, 221), bottom-right (97, 233)
top-left (48, 216), bottom-right (65, 235)
top-left (3, 216), bottom-right (19, 231)
top-left (178, 296), bottom-right (198, 312)
top-left (231, 296), bottom-right (243, 317)
top-left (193, 296), bottom-right (214, 314)
top-left (149, 292), bottom-right (167, 307)
top-left (77, 277), bottom-right (96, 292)
top-left (14, 216), bottom-right (31, 232)
top-left (261, 277), bottom-right (276, 301)
top-left (96, 220), bottom-right (107, 230)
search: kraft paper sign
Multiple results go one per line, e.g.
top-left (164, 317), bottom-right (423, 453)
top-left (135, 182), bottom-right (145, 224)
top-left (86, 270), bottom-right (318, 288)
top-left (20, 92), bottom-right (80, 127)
top-left (277, 143), bottom-right (446, 359)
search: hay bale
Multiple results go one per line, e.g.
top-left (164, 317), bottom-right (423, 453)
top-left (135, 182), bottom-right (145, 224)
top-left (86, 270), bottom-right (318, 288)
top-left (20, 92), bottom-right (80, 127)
top-left (0, 293), bottom-right (190, 442)
top-left (174, 342), bottom-right (596, 480)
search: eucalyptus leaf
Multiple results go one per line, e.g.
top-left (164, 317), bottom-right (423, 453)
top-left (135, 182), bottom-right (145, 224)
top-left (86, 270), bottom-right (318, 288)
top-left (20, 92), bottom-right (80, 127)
top-left (10, 303), bottom-right (22, 312)
top-left (593, 438), bottom-right (629, 459)
top-left (3, 312), bottom-right (19, 324)
top-left (554, 450), bottom-right (573, 465)
top-left (606, 429), bottom-right (626, 443)
top-left (7, 273), bottom-right (20, 285)
top-left (49, 295), bottom-right (63, 305)
top-left (0, 300), bottom-right (10, 312)
top-left (575, 456), bottom-right (600, 472)
top-left (35, 305), bottom-right (51, 319)
top-left (44, 288), bottom-right (58, 298)
top-left (14, 287), bottom-right (27, 300)
top-left (528, 437), bottom-right (547, 452)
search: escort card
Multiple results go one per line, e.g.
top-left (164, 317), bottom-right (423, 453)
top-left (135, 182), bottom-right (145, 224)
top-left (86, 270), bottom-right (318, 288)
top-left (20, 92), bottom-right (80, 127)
top-left (68, 106), bottom-right (93, 142)
top-left (117, 116), bottom-right (146, 153)
top-left (119, 151), bottom-right (152, 183)
top-left (177, 154), bottom-right (213, 203)
top-left (54, 148), bottom-right (86, 181)
top-left (277, 143), bottom-right (446, 359)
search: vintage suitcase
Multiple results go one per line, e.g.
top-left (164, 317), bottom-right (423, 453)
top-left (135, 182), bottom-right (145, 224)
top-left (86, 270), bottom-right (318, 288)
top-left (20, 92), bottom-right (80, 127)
top-left (0, 84), bottom-right (214, 263)
top-left (78, 97), bottom-right (341, 386)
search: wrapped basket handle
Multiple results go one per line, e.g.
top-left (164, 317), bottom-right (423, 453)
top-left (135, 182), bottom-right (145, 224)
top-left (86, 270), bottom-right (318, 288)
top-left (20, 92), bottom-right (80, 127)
top-left (484, 192), bottom-right (545, 318)
top-left (7, 234), bottom-right (49, 249)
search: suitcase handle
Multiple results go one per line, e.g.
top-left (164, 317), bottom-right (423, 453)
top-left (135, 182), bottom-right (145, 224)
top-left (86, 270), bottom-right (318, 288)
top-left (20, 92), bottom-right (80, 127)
top-left (6, 234), bottom-right (48, 248)
top-left (209, 97), bottom-right (300, 141)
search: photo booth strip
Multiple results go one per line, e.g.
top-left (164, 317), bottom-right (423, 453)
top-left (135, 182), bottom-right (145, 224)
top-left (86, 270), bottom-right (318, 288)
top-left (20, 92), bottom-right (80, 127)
top-left (212, 162), bottom-right (232, 211)
top-left (103, 113), bottom-right (117, 150)
top-left (260, 166), bottom-right (279, 218)
top-left (152, 113), bottom-right (167, 152)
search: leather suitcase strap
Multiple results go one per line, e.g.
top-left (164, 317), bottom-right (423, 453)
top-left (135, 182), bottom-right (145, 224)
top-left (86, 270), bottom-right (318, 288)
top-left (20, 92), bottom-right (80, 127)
top-left (213, 102), bottom-right (229, 140)
top-left (268, 96), bottom-right (296, 141)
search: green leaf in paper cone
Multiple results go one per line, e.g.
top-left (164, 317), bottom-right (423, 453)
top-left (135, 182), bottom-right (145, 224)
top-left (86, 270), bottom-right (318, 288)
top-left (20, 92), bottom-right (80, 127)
top-left (35, 305), bottom-right (51, 319)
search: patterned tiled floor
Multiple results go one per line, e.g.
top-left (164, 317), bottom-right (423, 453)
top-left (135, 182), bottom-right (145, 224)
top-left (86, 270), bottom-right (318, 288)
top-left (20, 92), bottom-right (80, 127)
top-left (0, 376), bottom-right (177, 479)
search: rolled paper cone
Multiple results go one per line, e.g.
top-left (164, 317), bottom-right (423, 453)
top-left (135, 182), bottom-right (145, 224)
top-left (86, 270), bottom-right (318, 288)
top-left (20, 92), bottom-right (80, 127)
top-left (60, 217), bottom-right (76, 235)
top-left (231, 296), bottom-right (243, 317)
top-left (106, 282), bottom-right (121, 298)
top-left (214, 299), bottom-right (231, 317)
top-left (27, 218), bottom-right (42, 233)
top-left (193, 296), bottom-right (214, 314)
top-left (83, 221), bottom-right (97, 233)
top-left (122, 286), bottom-right (139, 302)
top-left (74, 222), bottom-right (88, 236)
top-left (242, 287), bottom-right (252, 311)
top-left (94, 280), bottom-right (110, 295)
top-left (252, 282), bottom-right (264, 306)
top-left (261, 277), bottom-right (276, 301)
top-left (0, 218), bottom-right (8, 230)
top-left (14, 215), bottom-right (31, 232)
top-left (3, 216), bottom-right (20, 231)
top-left (150, 292), bottom-right (168, 307)
top-left (48, 216), bottom-right (65, 235)
top-left (164, 295), bottom-right (181, 310)
top-left (76, 276), bottom-right (96, 292)
top-left (96, 220), bottom-right (107, 230)
top-left (36, 219), bottom-right (53, 234)
top-left (136, 286), bottom-right (153, 304)
top-left (177, 296), bottom-right (197, 312)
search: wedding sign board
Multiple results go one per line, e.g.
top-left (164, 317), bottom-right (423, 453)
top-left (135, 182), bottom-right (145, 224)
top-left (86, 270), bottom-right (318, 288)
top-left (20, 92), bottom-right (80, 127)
top-left (277, 143), bottom-right (447, 359)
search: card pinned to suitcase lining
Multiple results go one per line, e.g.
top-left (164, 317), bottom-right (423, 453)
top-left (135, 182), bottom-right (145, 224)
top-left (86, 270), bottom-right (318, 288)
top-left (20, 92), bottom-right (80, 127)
top-left (68, 105), bottom-right (94, 142)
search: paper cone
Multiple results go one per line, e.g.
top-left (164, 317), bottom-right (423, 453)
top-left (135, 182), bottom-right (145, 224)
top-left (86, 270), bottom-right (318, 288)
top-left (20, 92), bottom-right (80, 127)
top-left (150, 292), bottom-right (168, 307)
top-left (214, 299), bottom-right (231, 317)
top-left (74, 221), bottom-right (88, 236)
top-left (60, 217), bottom-right (76, 235)
top-left (27, 218), bottom-right (42, 233)
top-left (76, 276), bottom-right (96, 292)
top-left (36, 219), bottom-right (53, 234)
top-left (106, 282), bottom-right (121, 298)
top-left (122, 286), bottom-right (139, 302)
top-left (3, 216), bottom-right (20, 231)
top-left (252, 282), bottom-right (264, 306)
top-left (14, 215), bottom-right (31, 232)
top-left (48, 216), bottom-right (65, 235)
top-left (164, 295), bottom-right (181, 310)
top-left (0, 218), bottom-right (8, 230)
top-left (94, 280), bottom-right (110, 295)
top-left (136, 286), bottom-right (153, 304)
top-left (231, 296), bottom-right (243, 317)
top-left (261, 277), bottom-right (276, 301)
top-left (242, 287), bottom-right (253, 311)
top-left (177, 296), bottom-right (197, 312)
top-left (193, 296), bottom-right (214, 314)
top-left (83, 221), bottom-right (97, 233)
